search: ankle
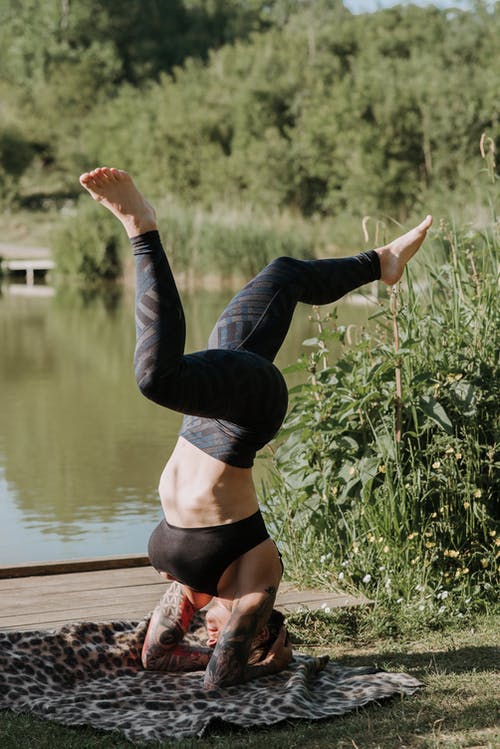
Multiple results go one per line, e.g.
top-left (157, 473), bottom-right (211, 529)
top-left (123, 215), bottom-right (158, 239)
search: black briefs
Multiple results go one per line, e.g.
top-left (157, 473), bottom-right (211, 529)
top-left (131, 231), bottom-right (380, 468)
top-left (147, 510), bottom-right (271, 596)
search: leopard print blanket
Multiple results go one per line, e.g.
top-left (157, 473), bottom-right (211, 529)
top-left (0, 616), bottom-right (422, 742)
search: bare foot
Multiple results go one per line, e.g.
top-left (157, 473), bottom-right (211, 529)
top-left (376, 215), bottom-right (433, 285)
top-left (79, 167), bottom-right (157, 238)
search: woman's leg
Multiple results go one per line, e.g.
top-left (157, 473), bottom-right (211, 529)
top-left (206, 252), bottom-right (380, 361)
top-left (79, 168), bottom-right (432, 426)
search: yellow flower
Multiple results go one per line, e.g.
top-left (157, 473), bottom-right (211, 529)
top-left (445, 447), bottom-right (454, 455)
top-left (378, 536), bottom-right (384, 543)
top-left (383, 545), bottom-right (390, 553)
top-left (473, 489), bottom-right (482, 498)
top-left (432, 461), bottom-right (441, 469)
top-left (461, 567), bottom-right (469, 574)
top-left (444, 549), bottom-right (460, 558)
top-left (495, 538), bottom-right (500, 547)
top-left (368, 533), bottom-right (376, 543)
top-left (480, 559), bottom-right (489, 568)
top-left (408, 532), bottom-right (418, 540)
top-left (425, 541), bottom-right (436, 548)
top-left (431, 512), bottom-right (438, 518)
top-left (439, 506), bottom-right (445, 513)
top-left (489, 530), bottom-right (497, 538)
top-left (378, 465), bottom-right (386, 473)
top-left (424, 531), bottom-right (433, 537)
top-left (455, 569), bottom-right (462, 578)
top-left (352, 543), bottom-right (359, 554)
top-left (349, 466), bottom-right (356, 476)
top-left (455, 373), bottom-right (463, 380)
top-left (455, 453), bottom-right (462, 460)
top-left (463, 501), bottom-right (471, 510)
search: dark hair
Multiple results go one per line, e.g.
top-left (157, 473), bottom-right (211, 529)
top-left (247, 608), bottom-right (286, 665)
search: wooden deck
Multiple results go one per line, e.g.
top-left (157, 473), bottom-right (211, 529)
top-left (0, 555), bottom-right (371, 632)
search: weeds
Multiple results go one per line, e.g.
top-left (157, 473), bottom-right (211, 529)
top-left (261, 221), bottom-right (499, 634)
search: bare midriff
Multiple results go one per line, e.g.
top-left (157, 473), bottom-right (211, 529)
top-left (158, 436), bottom-right (259, 528)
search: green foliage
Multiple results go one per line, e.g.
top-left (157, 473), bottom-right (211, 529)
top-left (50, 193), bottom-right (312, 284)
top-left (157, 199), bottom-right (313, 278)
top-left (51, 199), bottom-right (126, 283)
top-left (261, 222), bottom-right (499, 627)
top-left (0, 126), bottom-right (35, 206)
top-left (1, 0), bottom-right (498, 222)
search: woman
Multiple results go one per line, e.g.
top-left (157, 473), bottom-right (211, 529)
top-left (79, 167), bottom-right (432, 689)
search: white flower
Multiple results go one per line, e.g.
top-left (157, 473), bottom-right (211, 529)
top-left (437, 590), bottom-right (449, 600)
top-left (396, 597), bottom-right (404, 604)
top-left (438, 605), bottom-right (446, 615)
top-left (378, 565), bottom-right (386, 572)
top-left (341, 560), bottom-right (349, 567)
top-left (362, 574), bottom-right (371, 583)
top-left (418, 604), bottom-right (425, 611)
top-left (324, 606), bottom-right (331, 614)
top-left (415, 584), bottom-right (424, 592)
top-left (338, 572), bottom-right (345, 581)
top-left (384, 578), bottom-right (392, 589)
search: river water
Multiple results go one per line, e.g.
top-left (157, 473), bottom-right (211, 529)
top-left (0, 280), bottom-right (374, 565)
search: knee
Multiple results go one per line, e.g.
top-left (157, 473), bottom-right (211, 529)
top-left (269, 255), bottom-right (302, 270)
top-left (267, 255), bottom-right (303, 278)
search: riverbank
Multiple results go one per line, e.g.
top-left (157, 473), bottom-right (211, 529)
top-left (0, 612), bottom-right (498, 748)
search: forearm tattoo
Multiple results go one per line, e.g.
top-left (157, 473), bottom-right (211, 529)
top-left (142, 582), bottom-right (210, 671)
top-left (204, 586), bottom-right (276, 689)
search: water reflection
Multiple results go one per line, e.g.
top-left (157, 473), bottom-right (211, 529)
top-left (0, 282), bottom-right (375, 563)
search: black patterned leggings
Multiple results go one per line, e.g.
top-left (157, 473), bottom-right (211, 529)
top-left (131, 231), bottom-right (380, 467)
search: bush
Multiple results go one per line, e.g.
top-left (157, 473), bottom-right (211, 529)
top-left (51, 198), bottom-right (127, 283)
top-left (261, 221), bottom-right (499, 629)
top-left (158, 200), bottom-right (314, 278)
top-left (0, 127), bottom-right (35, 206)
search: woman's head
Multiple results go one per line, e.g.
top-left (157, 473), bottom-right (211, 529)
top-left (247, 608), bottom-right (285, 664)
top-left (205, 600), bottom-right (286, 662)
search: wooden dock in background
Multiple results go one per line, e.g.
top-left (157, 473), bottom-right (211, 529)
top-left (0, 555), bottom-right (371, 632)
top-left (0, 243), bottom-right (54, 285)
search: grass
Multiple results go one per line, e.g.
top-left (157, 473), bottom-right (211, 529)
top-left (0, 613), bottom-right (498, 748)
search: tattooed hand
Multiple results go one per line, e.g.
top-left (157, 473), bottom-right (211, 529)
top-left (142, 582), bottom-right (211, 672)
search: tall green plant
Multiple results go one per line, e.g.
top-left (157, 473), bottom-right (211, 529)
top-left (261, 224), bottom-right (499, 624)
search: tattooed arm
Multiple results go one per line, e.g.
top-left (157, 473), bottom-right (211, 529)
top-left (203, 586), bottom-right (292, 689)
top-left (141, 582), bottom-right (213, 672)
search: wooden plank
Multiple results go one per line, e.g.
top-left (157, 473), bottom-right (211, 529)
top-left (0, 566), bottom-right (159, 591)
top-left (4, 259), bottom-right (55, 271)
top-left (0, 563), bottom-right (372, 632)
top-left (0, 585), bottom-right (164, 614)
top-left (0, 582), bottom-right (366, 618)
top-left (0, 554), bottom-right (151, 579)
